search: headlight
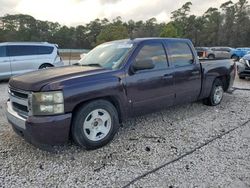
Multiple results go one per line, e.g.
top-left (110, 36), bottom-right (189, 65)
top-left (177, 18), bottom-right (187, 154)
top-left (239, 58), bottom-right (245, 64)
top-left (31, 91), bottom-right (64, 115)
top-left (239, 58), bottom-right (249, 66)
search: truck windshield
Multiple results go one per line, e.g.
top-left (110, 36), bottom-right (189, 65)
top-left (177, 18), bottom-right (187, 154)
top-left (79, 42), bottom-right (133, 69)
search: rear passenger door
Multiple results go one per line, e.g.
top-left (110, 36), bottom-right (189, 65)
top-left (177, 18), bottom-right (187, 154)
top-left (0, 46), bottom-right (11, 80)
top-left (167, 41), bottom-right (202, 105)
top-left (7, 45), bottom-right (39, 76)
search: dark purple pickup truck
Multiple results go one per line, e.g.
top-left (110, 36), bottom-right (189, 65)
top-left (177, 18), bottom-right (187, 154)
top-left (6, 38), bottom-right (236, 150)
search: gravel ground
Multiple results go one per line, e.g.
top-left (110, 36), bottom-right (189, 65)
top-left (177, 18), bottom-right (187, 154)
top-left (0, 77), bottom-right (249, 188)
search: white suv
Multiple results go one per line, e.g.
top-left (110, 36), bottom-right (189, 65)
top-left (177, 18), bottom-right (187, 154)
top-left (0, 42), bottom-right (64, 80)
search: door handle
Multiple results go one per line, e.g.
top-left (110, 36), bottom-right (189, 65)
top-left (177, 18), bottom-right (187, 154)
top-left (162, 74), bottom-right (173, 80)
top-left (191, 71), bottom-right (200, 75)
top-left (3, 60), bottom-right (9, 62)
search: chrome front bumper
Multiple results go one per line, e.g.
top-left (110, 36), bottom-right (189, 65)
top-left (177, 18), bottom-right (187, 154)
top-left (6, 101), bottom-right (26, 130)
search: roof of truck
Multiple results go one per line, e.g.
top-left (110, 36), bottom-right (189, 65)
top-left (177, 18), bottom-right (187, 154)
top-left (105, 38), bottom-right (191, 45)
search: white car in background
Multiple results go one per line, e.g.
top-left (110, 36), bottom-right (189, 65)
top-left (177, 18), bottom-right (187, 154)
top-left (0, 42), bottom-right (63, 80)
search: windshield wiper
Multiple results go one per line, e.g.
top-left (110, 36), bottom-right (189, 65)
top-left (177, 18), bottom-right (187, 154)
top-left (82, 63), bottom-right (102, 67)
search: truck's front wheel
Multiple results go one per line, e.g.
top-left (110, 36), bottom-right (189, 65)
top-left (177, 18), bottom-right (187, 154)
top-left (72, 100), bottom-right (119, 150)
top-left (203, 79), bottom-right (224, 106)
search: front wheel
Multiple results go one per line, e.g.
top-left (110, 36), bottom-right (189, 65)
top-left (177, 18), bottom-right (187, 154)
top-left (71, 100), bottom-right (119, 150)
top-left (203, 79), bottom-right (224, 106)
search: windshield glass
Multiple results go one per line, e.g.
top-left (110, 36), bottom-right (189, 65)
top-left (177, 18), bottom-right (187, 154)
top-left (79, 42), bottom-right (133, 69)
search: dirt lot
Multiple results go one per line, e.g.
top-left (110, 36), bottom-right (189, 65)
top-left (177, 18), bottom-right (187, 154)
top-left (0, 77), bottom-right (250, 188)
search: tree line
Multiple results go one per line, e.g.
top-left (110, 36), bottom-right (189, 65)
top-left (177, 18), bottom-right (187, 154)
top-left (0, 0), bottom-right (249, 49)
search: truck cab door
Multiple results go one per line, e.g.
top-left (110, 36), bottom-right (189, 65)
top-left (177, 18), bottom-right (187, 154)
top-left (167, 41), bottom-right (202, 105)
top-left (125, 41), bottom-right (175, 116)
top-left (0, 46), bottom-right (11, 80)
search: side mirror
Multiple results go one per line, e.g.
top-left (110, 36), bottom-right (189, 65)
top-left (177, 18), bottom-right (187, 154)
top-left (132, 59), bottom-right (155, 72)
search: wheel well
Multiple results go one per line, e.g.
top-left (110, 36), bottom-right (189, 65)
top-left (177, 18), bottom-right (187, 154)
top-left (208, 54), bottom-right (215, 57)
top-left (231, 54), bottom-right (237, 57)
top-left (216, 75), bottom-right (230, 91)
top-left (72, 96), bottom-right (123, 123)
top-left (39, 63), bottom-right (54, 69)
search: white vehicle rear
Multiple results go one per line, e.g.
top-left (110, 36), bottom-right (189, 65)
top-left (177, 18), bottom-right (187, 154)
top-left (0, 42), bottom-right (63, 80)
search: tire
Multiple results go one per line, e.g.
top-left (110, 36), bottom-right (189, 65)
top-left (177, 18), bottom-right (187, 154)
top-left (208, 54), bottom-right (215, 59)
top-left (231, 55), bottom-right (239, 61)
top-left (239, 75), bottom-right (245, 79)
top-left (71, 100), bottom-right (119, 150)
top-left (39, 64), bottom-right (53, 69)
top-left (203, 79), bottom-right (224, 106)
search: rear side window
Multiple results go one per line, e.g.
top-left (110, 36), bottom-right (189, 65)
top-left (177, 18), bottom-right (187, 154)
top-left (135, 43), bottom-right (168, 70)
top-left (7, 45), bottom-right (54, 56)
top-left (38, 46), bottom-right (54, 55)
top-left (7, 45), bottom-right (38, 56)
top-left (0, 46), bottom-right (6, 57)
top-left (168, 42), bottom-right (194, 67)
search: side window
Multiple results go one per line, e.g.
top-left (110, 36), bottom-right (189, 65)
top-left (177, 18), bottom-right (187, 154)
top-left (7, 45), bottom-right (38, 56)
top-left (38, 46), bottom-right (54, 55)
top-left (168, 42), bottom-right (194, 67)
top-left (134, 43), bottom-right (168, 71)
top-left (0, 46), bottom-right (6, 57)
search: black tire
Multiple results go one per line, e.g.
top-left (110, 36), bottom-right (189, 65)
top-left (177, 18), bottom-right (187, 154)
top-left (71, 100), bottom-right (119, 150)
top-left (39, 64), bottom-right (53, 69)
top-left (231, 55), bottom-right (239, 61)
top-left (239, 75), bottom-right (245, 80)
top-left (203, 79), bottom-right (224, 106)
top-left (208, 54), bottom-right (215, 59)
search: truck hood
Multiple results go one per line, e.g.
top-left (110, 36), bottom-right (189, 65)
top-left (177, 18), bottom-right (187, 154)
top-left (9, 66), bottom-right (109, 91)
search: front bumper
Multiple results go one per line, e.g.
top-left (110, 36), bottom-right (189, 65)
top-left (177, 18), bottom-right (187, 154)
top-left (237, 63), bottom-right (250, 77)
top-left (6, 101), bottom-right (72, 148)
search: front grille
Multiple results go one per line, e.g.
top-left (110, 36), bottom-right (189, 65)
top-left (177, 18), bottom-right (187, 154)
top-left (12, 102), bottom-right (29, 117)
top-left (9, 87), bottom-right (30, 118)
top-left (10, 90), bottom-right (28, 99)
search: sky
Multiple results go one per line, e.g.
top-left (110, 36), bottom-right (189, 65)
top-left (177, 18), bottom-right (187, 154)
top-left (0, 0), bottom-right (238, 26)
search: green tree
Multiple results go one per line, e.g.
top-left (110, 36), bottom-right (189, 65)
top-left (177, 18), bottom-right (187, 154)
top-left (160, 22), bottom-right (178, 37)
top-left (96, 24), bottom-right (128, 44)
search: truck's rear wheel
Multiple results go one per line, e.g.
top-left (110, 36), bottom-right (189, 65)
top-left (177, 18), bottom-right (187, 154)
top-left (203, 79), bottom-right (224, 106)
top-left (71, 100), bottom-right (119, 150)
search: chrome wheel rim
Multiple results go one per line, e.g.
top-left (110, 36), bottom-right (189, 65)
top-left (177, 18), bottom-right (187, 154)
top-left (83, 109), bottom-right (112, 142)
top-left (213, 86), bottom-right (223, 104)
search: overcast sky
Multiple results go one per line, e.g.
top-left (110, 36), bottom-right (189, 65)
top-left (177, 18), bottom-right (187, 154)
top-left (0, 0), bottom-right (238, 26)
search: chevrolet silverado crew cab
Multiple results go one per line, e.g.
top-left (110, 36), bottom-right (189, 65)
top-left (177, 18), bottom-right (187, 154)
top-left (6, 38), bottom-right (236, 150)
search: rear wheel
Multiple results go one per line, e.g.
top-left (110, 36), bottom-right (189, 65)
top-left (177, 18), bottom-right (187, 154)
top-left (203, 79), bottom-right (224, 106)
top-left (71, 100), bottom-right (119, 150)
top-left (39, 64), bottom-right (53, 69)
top-left (208, 54), bottom-right (215, 59)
